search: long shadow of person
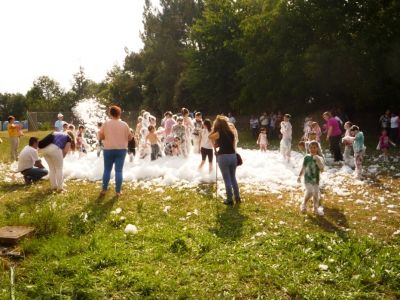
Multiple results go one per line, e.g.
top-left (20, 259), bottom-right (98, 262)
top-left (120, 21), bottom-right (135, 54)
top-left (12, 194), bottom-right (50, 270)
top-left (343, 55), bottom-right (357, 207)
top-left (210, 204), bottom-right (248, 241)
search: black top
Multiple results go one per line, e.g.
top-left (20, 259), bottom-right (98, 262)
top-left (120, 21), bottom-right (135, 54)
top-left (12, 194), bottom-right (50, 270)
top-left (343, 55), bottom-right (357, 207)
top-left (217, 130), bottom-right (235, 154)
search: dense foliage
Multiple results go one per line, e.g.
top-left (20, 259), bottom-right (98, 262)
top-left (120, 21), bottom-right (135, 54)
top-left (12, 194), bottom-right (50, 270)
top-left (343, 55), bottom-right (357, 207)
top-left (2, 0), bottom-right (399, 118)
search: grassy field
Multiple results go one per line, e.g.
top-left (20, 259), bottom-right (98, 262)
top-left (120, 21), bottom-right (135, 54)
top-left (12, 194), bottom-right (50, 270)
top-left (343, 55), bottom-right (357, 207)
top-left (0, 130), bottom-right (399, 299)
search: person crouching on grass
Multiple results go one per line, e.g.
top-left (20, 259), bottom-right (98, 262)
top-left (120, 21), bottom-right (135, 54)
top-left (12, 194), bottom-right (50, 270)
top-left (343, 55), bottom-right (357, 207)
top-left (298, 141), bottom-right (325, 216)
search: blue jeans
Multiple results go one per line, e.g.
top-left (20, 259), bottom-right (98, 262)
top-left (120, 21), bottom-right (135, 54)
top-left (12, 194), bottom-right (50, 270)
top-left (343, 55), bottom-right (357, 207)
top-left (103, 149), bottom-right (127, 193)
top-left (217, 153), bottom-right (240, 202)
top-left (21, 167), bottom-right (48, 182)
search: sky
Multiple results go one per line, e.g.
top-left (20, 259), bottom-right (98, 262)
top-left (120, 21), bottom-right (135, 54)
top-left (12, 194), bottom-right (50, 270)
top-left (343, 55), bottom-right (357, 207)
top-left (0, 0), bottom-right (159, 94)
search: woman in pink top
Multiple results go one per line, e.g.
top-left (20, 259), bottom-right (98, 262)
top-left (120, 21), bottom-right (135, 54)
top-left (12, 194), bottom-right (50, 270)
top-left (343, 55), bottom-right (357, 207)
top-left (99, 105), bottom-right (132, 196)
top-left (323, 111), bottom-right (343, 162)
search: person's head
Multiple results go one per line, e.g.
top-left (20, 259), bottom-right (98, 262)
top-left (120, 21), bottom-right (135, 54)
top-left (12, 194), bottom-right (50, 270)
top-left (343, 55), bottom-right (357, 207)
top-left (385, 109), bottom-right (391, 116)
top-left (109, 105), bottom-right (122, 119)
top-left (181, 108), bottom-right (189, 117)
top-left (350, 125), bottom-right (359, 137)
top-left (78, 125), bottom-right (85, 132)
top-left (97, 122), bottom-right (103, 128)
top-left (261, 127), bottom-right (267, 133)
top-left (195, 112), bottom-right (202, 120)
top-left (148, 125), bottom-right (155, 132)
top-left (308, 132), bottom-right (317, 140)
top-left (381, 129), bottom-right (387, 136)
top-left (309, 141), bottom-right (319, 155)
top-left (203, 119), bottom-right (212, 132)
top-left (66, 131), bottom-right (76, 151)
top-left (57, 113), bottom-right (63, 120)
top-left (8, 116), bottom-right (15, 123)
top-left (137, 116), bottom-right (143, 123)
top-left (311, 122), bottom-right (319, 129)
top-left (212, 115), bottom-right (233, 136)
top-left (63, 123), bottom-right (69, 131)
top-left (322, 111), bottom-right (332, 121)
top-left (164, 111), bottom-right (173, 118)
top-left (177, 116), bottom-right (184, 124)
top-left (140, 109), bottom-right (146, 116)
top-left (298, 141), bottom-right (305, 152)
top-left (174, 136), bottom-right (181, 144)
top-left (68, 124), bottom-right (75, 131)
top-left (284, 114), bottom-right (291, 122)
top-left (29, 137), bottom-right (39, 149)
top-left (344, 121), bottom-right (353, 130)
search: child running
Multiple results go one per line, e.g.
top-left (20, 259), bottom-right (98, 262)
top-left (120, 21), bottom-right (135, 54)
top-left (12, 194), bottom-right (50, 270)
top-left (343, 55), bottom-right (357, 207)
top-left (257, 127), bottom-right (268, 152)
top-left (298, 141), bottom-right (325, 216)
top-left (198, 119), bottom-right (213, 172)
top-left (378, 129), bottom-right (396, 162)
top-left (146, 125), bottom-right (161, 161)
top-left (280, 114), bottom-right (292, 162)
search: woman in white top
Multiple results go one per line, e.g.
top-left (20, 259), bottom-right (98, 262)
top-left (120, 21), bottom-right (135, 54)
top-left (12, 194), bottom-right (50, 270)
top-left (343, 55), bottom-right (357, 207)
top-left (198, 119), bottom-right (214, 173)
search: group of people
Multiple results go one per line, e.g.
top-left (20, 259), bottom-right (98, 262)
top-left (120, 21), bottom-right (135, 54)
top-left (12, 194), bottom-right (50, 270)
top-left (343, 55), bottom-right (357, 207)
top-left (6, 106), bottom-right (399, 215)
top-left (250, 111), bottom-right (287, 140)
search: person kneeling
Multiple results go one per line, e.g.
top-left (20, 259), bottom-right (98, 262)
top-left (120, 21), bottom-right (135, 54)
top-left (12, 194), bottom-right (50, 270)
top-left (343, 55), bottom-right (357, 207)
top-left (17, 137), bottom-right (48, 184)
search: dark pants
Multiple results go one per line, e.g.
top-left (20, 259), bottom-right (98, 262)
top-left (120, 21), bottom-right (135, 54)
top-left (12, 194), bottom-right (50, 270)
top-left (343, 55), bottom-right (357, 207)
top-left (201, 147), bottom-right (213, 162)
top-left (329, 135), bottom-right (343, 161)
top-left (251, 127), bottom-right (258, 139)
top-left (21, 168), bottom-right (48, 182)
top-left (151, 144), bottom-right (161, 161)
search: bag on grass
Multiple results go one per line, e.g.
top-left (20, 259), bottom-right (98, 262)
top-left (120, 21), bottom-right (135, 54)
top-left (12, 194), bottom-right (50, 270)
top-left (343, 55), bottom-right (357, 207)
top-left (38, 133), bottom-right (54, 149)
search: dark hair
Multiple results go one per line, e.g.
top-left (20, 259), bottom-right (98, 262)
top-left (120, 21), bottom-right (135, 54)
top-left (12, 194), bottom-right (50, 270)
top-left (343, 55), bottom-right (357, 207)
top-left (350, 125), bottom-right (359, 132)
top-left (323, 111), bottom-right (332, 118)
top-left (203, 119), bottom-right (212, 132)
top-left (260, 127), bottom-right (267, 132)
top-left (181, 108), bottom-right (189, 116)
top-left (97, 122), bottom-right (103, 127)
top-left (212, 115), bottom-right (234, 137)
top-left (78, 125), bottom-right (85, 130)
top-left (109, 105), bottom-right (122, 118)
top-left (164, 111), bottom-right (173, 117)
top-left (63, 123), bottom-right (68, 128)
top-left (8, 116), bottom-right (15, 122)
top-left (195, 111), bottom-right (202, 117)
top-left (148, 125), bottom-right (155, 131)
top-left (29, 137), bottom-right (39, 146)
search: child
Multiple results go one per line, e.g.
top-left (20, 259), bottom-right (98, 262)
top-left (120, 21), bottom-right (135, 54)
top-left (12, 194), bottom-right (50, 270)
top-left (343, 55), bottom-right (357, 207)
top-left (128, 129), bottom-right (136, 162)
top-left (298, 141), bottom-right (325, 216)
top-left (310, 122), bottom-right (322, 142)
top-left (341, 121), bottom-right (354, 167)
top-left (76, 125), bottom-right (87, 157)
top-left (63, 123), bottom-right (69, 132)
top-left (146, 125), bottom-right (161, 161)
top-left (257, 127), bottom-right (268, 152)
top-left (280, 114), bottom-right (292, 162)
top-left (172, 117), bottom-right (187, 157)
top-left (306, 132), bottom-right (324, 159)
top-left (198, 119), bottom-right (213, 172)
top-left (347, 126), bottom-right (366, 179)
top-left (96, 122), bottom-right (103, 157)
top-left (298, 141), bottom-right (306, 154)
top-left (378, 129), bottom-right (396, 162)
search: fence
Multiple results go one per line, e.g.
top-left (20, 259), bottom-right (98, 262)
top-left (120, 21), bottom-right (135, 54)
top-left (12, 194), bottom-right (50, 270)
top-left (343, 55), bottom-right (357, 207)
top-left (26, 111), bottom-right (139, 131)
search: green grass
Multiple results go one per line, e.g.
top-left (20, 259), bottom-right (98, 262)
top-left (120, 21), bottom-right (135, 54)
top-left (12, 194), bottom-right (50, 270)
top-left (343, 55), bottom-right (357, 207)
top-left (0, 130), bottom-right (399, 299)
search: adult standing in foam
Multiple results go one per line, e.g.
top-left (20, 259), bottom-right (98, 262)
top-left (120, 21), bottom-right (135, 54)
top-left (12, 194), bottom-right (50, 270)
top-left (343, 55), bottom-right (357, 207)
top-left (54, 113), bottom-right (65, 132)
top-left (7, 116), bottom-right (21, 161)
top-left (41, 131), bottom-right (75, 192)
top-left (323, 111), bottom-right (343, 162)
top-left (99, 105), bottom-right (132, 197)
top-left (210, 115), bottom-right (241, 205)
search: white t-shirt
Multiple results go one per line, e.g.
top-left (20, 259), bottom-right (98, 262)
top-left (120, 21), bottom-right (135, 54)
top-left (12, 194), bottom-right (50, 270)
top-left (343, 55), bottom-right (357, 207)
top-left (391, 116), bottom-right (399, 128)
top-left (17, 146), bottom-right (39, 172)
top-left (200, 128), bottom-right (213, 149)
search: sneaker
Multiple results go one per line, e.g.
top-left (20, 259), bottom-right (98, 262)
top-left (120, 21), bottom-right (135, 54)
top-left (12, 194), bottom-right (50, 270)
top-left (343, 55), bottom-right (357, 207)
top-left (314, 206), bottom-right (324, 216)
top-left (223, 200), bottom-right (233, 206)
top-left (23, 176), bottom-right (32, 185)
top-left (235, 198), bottom-right (242, 204)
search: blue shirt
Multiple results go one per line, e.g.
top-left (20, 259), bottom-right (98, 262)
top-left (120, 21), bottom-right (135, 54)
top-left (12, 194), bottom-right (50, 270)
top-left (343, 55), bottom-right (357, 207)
top-left (54, 120), bottom-right (65, 132)
top-left (53, 132), bottom-right (71, 149)
top-left (353, 132), bottom-right (365, 153)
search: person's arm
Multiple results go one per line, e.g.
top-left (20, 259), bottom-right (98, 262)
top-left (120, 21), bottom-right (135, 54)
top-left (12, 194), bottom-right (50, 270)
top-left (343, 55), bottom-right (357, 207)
top-left (326, 126), bottom-right (332, 141)
top-left (34, 159), bottom-right (45, 169)
top-left (99, 123), bottom-right (105, 140)
top-left (63, 142), bottom-right (71, 158)
top-left (297, 166), bottom-right (305, 183)
top-left (209, 131), bottom-right (219, 143)
top-left (313, 155), bottom-right (324, 172)
top-left (257, 134), bottom-right (260, 144)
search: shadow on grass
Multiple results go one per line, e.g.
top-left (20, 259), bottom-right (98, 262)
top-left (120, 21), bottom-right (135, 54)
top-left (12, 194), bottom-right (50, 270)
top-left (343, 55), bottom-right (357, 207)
top-left (308, 206), bottom-right (349, 236)
top-left (83, 195), bottom-right (118, 223)
top-left (210, 204), bottom-right (248, 241)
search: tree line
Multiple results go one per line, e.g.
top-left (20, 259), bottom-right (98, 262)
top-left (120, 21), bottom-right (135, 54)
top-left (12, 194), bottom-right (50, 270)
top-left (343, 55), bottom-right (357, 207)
top-left (2, 0), bottom-right (399, 121)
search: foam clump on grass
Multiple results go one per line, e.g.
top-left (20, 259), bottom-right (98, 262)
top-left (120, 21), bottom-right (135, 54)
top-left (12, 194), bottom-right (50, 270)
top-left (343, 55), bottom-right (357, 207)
top-left (124, 224), bottom-right (138, 234)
